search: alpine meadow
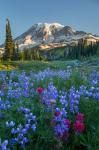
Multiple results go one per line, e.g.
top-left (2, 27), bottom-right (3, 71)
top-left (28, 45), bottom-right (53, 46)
top-left (0, 0), bottom-right (99, 150)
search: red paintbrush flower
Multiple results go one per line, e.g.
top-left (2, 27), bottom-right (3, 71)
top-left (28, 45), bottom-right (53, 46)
top-left (74, 121), bottom-right (85, 133)
top-left (36, 87), bottom-right (43, 94)
top-left (64, 119), bottom-right (71, 128)
top-left (76, 113), bottom-right (84, 122)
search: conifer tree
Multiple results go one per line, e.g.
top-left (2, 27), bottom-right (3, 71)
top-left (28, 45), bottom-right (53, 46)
top-left (4, 19), bottom-right (14, 61)
top-left (12, 42), bottom-right (20, 60)
top-left (16, 43), bottom-right (19, 60)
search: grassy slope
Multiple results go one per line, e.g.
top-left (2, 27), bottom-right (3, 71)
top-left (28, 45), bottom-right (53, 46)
top-left (0, 57), bottom-right (99, 72)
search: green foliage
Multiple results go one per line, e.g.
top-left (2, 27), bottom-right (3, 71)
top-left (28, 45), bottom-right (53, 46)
top-left (20, 47), bottom-right (47, 61)
top-left (4, 19), bottom-right (15, 61)
top-left (13, 43), bottom-right (20, 61)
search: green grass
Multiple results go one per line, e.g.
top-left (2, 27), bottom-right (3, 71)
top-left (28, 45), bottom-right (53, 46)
top-left (0, 56), bottom-right (99, 72)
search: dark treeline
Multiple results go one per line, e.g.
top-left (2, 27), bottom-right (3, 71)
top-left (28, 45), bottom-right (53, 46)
top-left (19, 47), bottom-right (47, 61)
top-left (1, 19), bottom-right (99, 62)
top-left (19, 40), bottom-right (99, 61)
top-left (46, 40), bottom-right (99, 60)
top-left (63, 40), bottom-right (99, 60)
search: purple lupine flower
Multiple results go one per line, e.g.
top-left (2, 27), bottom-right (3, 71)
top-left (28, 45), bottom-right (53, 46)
top-left (22, 137), bottom-right (29, 144)
top-left (21, 128), bottom-right (28, 135)
top-left (11, 128), bottom-right (18, 134)
top-left (41, 82), bottom-right (58, 108)
top-left (1, 140), bottom-right (9, 150)
top-left (25, 124), bottom-right (31, 130)
top-left (6, 121), bottom-right (15, 128)
top-left (69, 87), bottom-right (80, 113)
top-left (9, 138), bottom-right (17, 146)
top-left (31, 124), bottom-right (36, 132)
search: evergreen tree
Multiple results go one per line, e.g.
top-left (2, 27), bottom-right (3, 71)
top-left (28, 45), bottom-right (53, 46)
top-left (12, 43), bottom-right (19, 61)
top-left (19, 51), bottom-right (24, 61)
top-left (24, 49), bottom-right (30, 60)
top-left (15, 43), bottom-right (19, 60)
top-left (4, 19), bottom-right (14, 61)
top-left (12, 42), bottom-right (16, 60)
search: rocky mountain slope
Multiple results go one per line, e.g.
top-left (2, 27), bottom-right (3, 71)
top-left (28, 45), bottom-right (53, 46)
top-left (2, 23), bottom-right (99, 50)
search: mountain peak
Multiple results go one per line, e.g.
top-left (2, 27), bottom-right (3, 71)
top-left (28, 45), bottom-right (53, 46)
top-left (6, 22), bottom-right (99, 50)
top-left (36, 22), bottom-right (64, 27)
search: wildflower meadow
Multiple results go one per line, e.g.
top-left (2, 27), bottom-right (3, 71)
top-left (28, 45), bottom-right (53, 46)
top-left (0, 59), bottom-right (99, 150)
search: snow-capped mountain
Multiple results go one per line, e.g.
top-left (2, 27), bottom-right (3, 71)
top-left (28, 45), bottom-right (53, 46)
top-left (2, 22), bottom-right (99, 50)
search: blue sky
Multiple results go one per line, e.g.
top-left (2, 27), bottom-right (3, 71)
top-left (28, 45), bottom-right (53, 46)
top-left (0, 0), bottom-right (99, 44)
